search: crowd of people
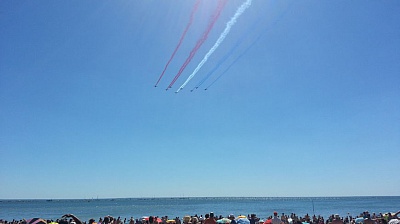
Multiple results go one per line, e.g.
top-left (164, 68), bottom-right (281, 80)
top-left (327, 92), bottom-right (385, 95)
top-left (1, 211), bottom-right (399, 224)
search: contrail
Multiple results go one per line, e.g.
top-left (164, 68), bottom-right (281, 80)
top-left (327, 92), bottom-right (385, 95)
top-left (204, 45), bottom-right (251, 90)
top-left (167, 0), bottom-right (228, 90)
top-left (204, 1), bottom-right (294, 90)
top-left (191, 12), bottom-right (264, 91)
top-left (203, 24), bottom-right (266, 91)
top-left (154, 0), bottom-right (202, 87)
top-left (176, 0), bottom-right (253, 93)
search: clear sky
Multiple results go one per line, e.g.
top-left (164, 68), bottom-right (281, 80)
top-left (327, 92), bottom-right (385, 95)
top-left (1, 0), bottom-right (399, 199)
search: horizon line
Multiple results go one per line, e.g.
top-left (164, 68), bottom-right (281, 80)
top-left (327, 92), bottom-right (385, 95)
top-left (1, 195), bottom-right (399, 200)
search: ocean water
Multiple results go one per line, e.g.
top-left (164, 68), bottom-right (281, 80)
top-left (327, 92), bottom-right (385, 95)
top-left (1, 197), bottom-right (399, 222)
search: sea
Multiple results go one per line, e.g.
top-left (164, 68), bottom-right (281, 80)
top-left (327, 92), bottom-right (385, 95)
top-left (1, 197), bottom-right (399, 222)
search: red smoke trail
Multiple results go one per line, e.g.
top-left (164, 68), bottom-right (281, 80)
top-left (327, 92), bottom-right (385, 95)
top-left (154, 0), bottom-right (202, 87)
top-left (167, 0), bottom-right (228, 89)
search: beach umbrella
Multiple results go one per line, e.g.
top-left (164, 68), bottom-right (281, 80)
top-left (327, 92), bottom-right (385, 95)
top-left (217, 218), bottom-right (231, 224)
top-left (236, 218), bottom-right (250, 224)
top-left (355, 218), bottom-right (364, 224)
top-left (27, 218), bottom-right (46, 224)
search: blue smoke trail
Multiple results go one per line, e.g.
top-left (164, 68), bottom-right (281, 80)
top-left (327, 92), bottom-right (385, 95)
top-left (191, 9), bottom-right (265, 91)
top-left (204, 37), bottom-right (257, 90)
top-left (204, 1), bottom-right (294, 90)
top-left (176, 0), bottom-right (253, 93)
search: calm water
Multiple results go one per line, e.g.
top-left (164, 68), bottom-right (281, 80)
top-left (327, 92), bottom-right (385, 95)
top-left (1, 197), bottom-right (399, 222)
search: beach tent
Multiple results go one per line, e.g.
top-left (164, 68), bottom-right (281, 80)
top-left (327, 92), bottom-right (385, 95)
top-left (27, 218), bottom-right (46, 224)
top-left (236, 218), bottom-right (250, 224)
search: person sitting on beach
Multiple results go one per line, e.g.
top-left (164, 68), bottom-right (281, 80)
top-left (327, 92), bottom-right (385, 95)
top-left (161, 217), bottom-right (167, 224)
top-left (272, 212), bottom-right (282, 224)
top-left (199, 216), bottom-right (204, 224)
top-left (116, 217), bottom-right (122, 224)
top-left (191, 216), bottom-right (200, 224)
top-left (191, 217), bottom-right (199, 224)
top-left (183, 216), bottom-right (191, 224)
top-left (104, 217), bottom-right (111, 224)
top-left (250, 214), bottom-right (258, 224)
top-left (204, 213), bottom-right (216, 224)
top-left (281, 214), bottom-right (287, 224)
top-left (229, 215), bottom-right (236, 224)
top-left (330, 215), bottom-right (343, 224)
top-left (364, 214), bottom-right (375, 224)
top-left (304, 214), bottom-right (310, 223)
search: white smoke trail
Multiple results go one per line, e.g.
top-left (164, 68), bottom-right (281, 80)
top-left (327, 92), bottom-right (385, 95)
top-left (176, 0), bottom-right (253, 93)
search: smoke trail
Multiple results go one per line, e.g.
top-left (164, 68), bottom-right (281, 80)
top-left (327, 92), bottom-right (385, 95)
top-left (191, 11), bottom-right (264, 91)
top-left (204, 27), bottom-right (263, 90)
top-left (176, 0), bottom-right (253, 93)
top-left (204, 1), bottom-right (294, 90)
top-left (154, 0), bottom-right (202, 87)
top-left (167, 0), bottom-right (228, 89)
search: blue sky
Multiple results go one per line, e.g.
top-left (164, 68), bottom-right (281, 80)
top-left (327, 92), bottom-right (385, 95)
top-left (1, 0), bottom-right (399, 199)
